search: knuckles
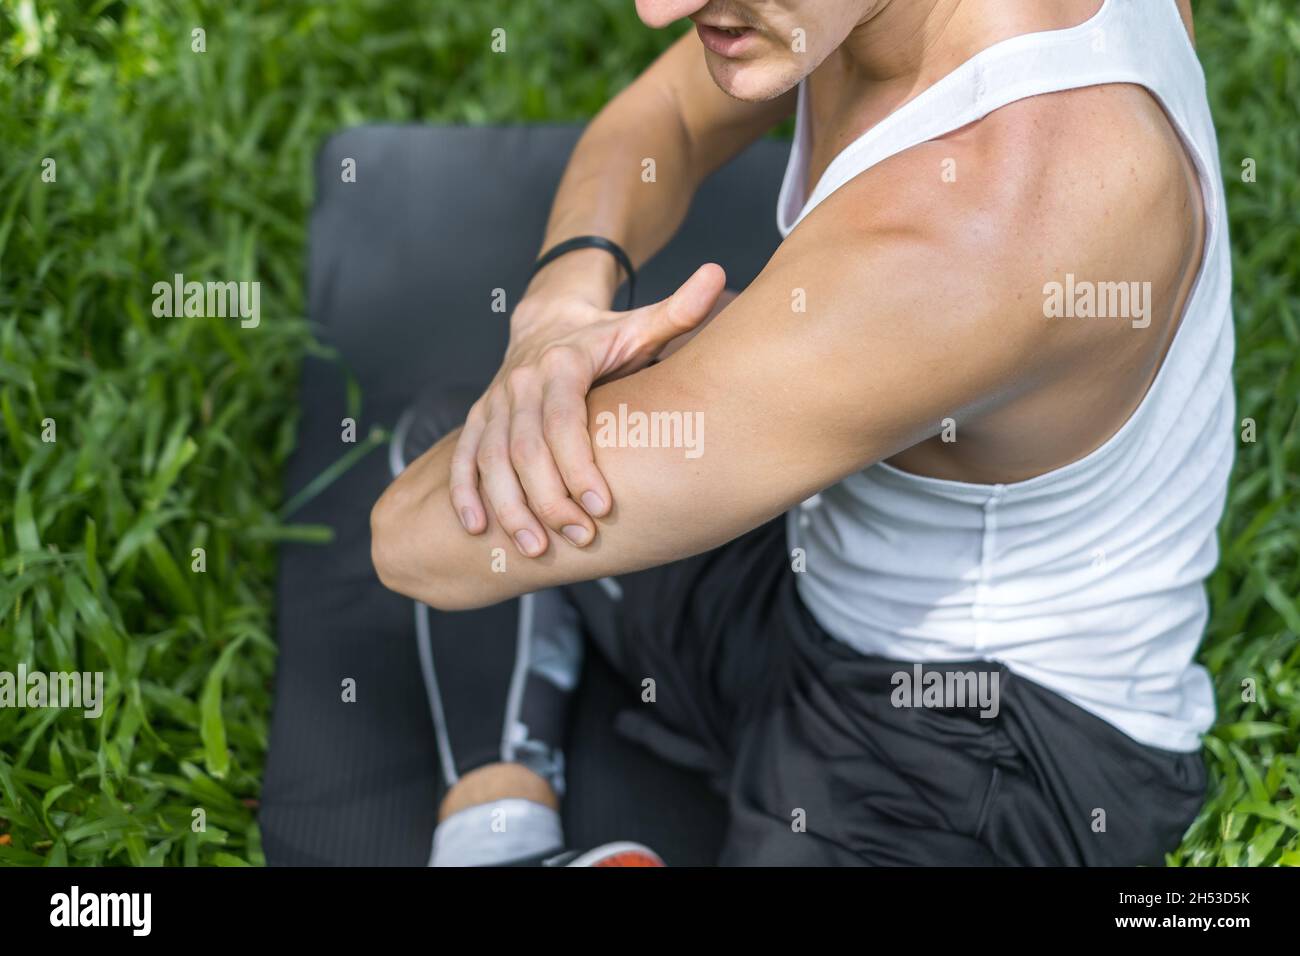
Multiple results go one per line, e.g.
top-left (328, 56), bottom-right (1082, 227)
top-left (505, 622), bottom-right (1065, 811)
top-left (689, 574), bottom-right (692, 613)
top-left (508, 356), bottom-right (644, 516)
top-left (504, 366), bottom-right (535, 397)
top-left (532, 498), bottom-right (570, 525)
top-left (475, 442), bottom-right (508, 468)
top-left (540, 344), bottom-right (580, 373)
top-left (541, 406), bottom-right (579, 438)
top-left (508, 434), bottom-right (544, 464)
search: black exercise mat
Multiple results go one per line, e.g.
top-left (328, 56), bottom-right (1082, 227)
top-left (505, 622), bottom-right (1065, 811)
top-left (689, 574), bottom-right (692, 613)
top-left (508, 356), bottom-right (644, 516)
top-left (260, 124), bottom-right (787, 865)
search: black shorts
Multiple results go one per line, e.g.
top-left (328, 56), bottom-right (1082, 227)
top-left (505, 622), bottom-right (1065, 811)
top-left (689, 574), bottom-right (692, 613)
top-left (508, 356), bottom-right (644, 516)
top-left (400, 386), bottom-right (1207, 866)
top-left (561, 518), bottom-right (1207, 866)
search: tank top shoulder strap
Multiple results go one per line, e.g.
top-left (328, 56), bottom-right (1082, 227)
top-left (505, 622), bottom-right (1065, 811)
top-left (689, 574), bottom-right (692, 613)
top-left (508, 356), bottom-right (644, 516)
top-left (779, 0), bottom-right (1217, 236)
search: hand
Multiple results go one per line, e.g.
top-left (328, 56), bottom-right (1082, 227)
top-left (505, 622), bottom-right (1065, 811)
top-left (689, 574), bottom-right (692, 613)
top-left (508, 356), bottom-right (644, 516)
top-left (451, 262), bottom-right (727, 557)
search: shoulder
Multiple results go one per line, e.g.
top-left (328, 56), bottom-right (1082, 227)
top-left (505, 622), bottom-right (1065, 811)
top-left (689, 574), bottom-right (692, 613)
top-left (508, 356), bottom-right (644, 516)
top-left (789, 81), bottom-right (1199, 365)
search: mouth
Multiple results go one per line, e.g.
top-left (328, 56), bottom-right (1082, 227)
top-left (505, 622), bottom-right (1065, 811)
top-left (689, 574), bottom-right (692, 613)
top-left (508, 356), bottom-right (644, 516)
top-left (694, 21), bottom-right (759, 57)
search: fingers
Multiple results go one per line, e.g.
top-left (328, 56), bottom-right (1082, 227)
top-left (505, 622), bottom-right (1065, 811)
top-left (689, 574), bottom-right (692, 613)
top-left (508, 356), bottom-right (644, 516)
top-left (449, 402), bottom-right (489, 534)
top-left (449, 265), bottom-right (729, 557)
top-left (609, 263), bottom-right (727, 373)
top-left (503, 365), bottom-right (598, 550)
top-left (540, 348), bottom-right (612, 520)
top-left (650, 262), bottom-right (728, 340)
top-left (473, 360), bottom-right (607, 558)
top-left (476, 387), bottom-right (552, 558)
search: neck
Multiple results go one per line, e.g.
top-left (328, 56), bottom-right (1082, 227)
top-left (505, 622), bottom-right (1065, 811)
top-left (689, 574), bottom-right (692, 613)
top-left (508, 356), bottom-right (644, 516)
top-left (839, 0), bottom-right (967, 86)
top-left (828, 0), bottom-right (1105, 104)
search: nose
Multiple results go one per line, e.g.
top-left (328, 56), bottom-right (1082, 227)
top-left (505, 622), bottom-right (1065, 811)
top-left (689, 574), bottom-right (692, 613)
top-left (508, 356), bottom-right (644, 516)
top-left (635, 0), bottom-right (711, 29)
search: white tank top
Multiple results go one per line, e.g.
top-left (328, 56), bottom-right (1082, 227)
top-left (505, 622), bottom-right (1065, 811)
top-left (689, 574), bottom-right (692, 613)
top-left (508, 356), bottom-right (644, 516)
top-left (780, 0), bottom-right (1233, 752)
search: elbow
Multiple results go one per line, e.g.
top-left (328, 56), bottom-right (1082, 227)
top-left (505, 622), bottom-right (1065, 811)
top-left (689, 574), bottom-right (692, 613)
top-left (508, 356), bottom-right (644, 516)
top-left (369, 488), bottom-right (411, 596)
top-left (369, 484), bottom-right (468, 611)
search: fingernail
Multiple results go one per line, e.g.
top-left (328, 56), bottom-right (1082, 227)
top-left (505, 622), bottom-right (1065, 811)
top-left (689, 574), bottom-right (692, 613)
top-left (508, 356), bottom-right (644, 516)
top-left (514, 529), bottom-right (541, 555)
top-left (460, 508), bottom-right (476, 531)
top-left (581, 491), bottom-right (605, 515)
top-left (562, 524), bottom-right (590, 546)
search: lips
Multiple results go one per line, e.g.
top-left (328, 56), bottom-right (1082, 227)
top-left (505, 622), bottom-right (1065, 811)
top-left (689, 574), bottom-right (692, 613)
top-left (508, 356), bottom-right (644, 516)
top-left (695, 22), bottom-right (757, 57)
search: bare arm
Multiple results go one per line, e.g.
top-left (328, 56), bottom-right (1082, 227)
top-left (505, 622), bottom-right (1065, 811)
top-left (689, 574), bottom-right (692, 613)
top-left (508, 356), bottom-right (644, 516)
top-left (528, 28), bottom-right (797, 309)
top-left (448, 29), bottom-right (795, 556)
top-left (373, 152), bottom-right (1058, 610)
top-left (1175, 0), bottom-right (1195, 45)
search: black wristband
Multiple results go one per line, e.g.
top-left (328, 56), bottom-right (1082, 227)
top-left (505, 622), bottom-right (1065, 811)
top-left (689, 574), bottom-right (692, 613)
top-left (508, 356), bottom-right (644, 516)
top-left (531, 235), bottom-right (636, 310)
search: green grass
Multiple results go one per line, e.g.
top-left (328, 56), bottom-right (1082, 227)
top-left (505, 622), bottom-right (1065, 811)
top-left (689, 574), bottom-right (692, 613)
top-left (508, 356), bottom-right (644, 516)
top-left (0, 0), bottom-right (1296, 866)
top-left (1168, 0), bottom-right (1300, 867)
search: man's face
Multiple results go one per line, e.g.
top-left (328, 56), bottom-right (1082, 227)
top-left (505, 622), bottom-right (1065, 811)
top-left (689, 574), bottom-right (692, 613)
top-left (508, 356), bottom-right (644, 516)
top-left (635, 0), bottom-right (873, 101)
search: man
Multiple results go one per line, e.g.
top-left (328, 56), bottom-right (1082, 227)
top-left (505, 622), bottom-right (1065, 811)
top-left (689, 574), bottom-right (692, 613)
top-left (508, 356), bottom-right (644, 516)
top-left (372, 0), bottom-right (1230, 866)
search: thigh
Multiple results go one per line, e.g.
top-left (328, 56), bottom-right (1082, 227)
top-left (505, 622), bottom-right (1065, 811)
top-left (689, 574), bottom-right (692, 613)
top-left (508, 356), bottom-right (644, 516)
top-left (720, 610), bottom-right (1011, 865)
top-left (986, 671), bottom-right (1207, 866)
top-left (718, 604), bottom-right (1207, 866)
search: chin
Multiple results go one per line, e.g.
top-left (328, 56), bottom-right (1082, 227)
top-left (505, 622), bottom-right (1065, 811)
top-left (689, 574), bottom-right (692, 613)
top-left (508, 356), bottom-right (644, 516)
top-left (706, 56), bottom-right (804, 102)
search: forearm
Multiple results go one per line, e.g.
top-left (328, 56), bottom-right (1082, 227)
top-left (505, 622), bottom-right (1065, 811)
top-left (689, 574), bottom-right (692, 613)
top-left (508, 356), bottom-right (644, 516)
top-left (528, 92), bottom-right (699, 311)
top-left (539, 102), bottom-right (697, 289)
top-left (528, 31), bottom-right (793, 310)
top-left (371, 208), bottom-right (871, 611)
top-left (512, 93), bottom-right (697, 328)
top-left (372, 429), bottom-right (591, 610)
top-left (370, 374), bottom-right (729, 610)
